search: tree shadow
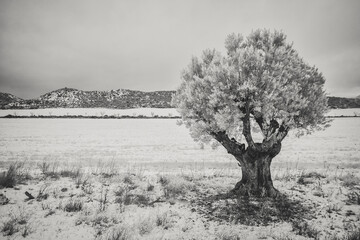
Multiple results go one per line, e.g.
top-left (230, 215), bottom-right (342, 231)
top-left (192, 192), bottom-right (315, 226)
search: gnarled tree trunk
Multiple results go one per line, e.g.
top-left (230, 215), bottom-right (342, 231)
top-left (212, 130), bottom-right (284, 198)
top-left (232, 143), bottom-right (281, 198)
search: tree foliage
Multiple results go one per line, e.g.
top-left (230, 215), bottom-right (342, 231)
top-left (172, 29), bottom-right (330, 152)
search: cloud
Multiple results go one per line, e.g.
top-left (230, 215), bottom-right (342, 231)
top-left (0, 0), bottom-right (359, 98)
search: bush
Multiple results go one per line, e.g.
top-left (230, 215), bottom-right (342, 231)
top-left (1, 208), bottom-right (30, 237)
top-left (0, 162), bottom-right (30, 188)
top-left (346, 192), bottom-right (360, 205)
top-left (292, 220), bottom-right (320, 240)
top-left (1, 218), bottom-right (18, 236)
top-left (138, 217), bottom-right (155, 236)
top-left (297, 171), bottom-right (325, 185)
top-left (159, 175), bottom-right (195, 198)
top-left (329, 228), bottom-right (360, 240)
top-left (156, 211), bottom-right (174, 230)
top-left (345, 228), bottom-right (360, 240)
top-left (0, 165), bottom-right (16, 188)
top-left (100, 224), bottom-right (135, 240)
top-left (37, 161), bottom-right (50, 175)
top-left (63, 199), bottom-right (83, 212)
top-left (339, 173), bottom-right (360, 188)
top-left (215, 225), bottom-right (242, 240)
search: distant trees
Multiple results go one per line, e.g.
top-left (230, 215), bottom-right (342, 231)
top-left (173, 29), bottom-right (330, 197)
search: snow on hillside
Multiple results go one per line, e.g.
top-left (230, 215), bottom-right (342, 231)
top-left (0, 108), bottom-right (180, 117)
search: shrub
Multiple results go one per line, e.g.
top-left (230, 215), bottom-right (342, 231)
top-left (0, 165), bottom-right (16, 188)
top-left (297, 171), bottom-right (325, 185)
top-left (160, 175), bottom-right (195, 198)
top-left (63, 199), bottom-right (83, 212)
top-left (99, 187), bottom-right (109, 212)
top-left (292, 220), bottom-right (320, 240)
top-left (1, 218), bottom-right (18, 236)
top-left (21, 224), bottom-right (32, 237)
top-left (339, 173), bottom-right (360, 188)
top-left (156, 211), bottom-right (174, 230)
top-left (36, 184), bottom-right (49, 201)
top-left (99, 224), bottom-right (135, 240)
top-left (215, 225), bottom-right (241, 240)
top-left (345, 228), bottom-right (360, 240)
top-left (60, 168), bottom-right (81, 178)
top-left (147, 184), bottom-right (154, 191)
top-left (138, 217), bottom-right (155, 236)
top-left (37, 161), bottom-right (50, 175)
top-left (1, 208), bottom-right (30, 237)
top-left (346, 192), bottom-right (360, 205)
top-left (123, 174), bottom-right (135, 185)
top-left (0, 162), bottom-right (31, 188)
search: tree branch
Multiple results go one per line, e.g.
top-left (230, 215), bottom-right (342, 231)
top-left (260, 122), bottom-right (289, 152)
top-left (276, 124), bottom-right (289, 142)
top-left (250, 109), bottom-right (270, 138)
top-left (211, 131), bottom-right (245, 157)
top-left (241, 98), bottom-right (257, 150)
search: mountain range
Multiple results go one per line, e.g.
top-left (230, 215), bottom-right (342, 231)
top-left (0, 87), bottom-right (359, 109)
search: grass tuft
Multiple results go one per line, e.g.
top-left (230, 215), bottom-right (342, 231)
top-left (297, 171), bottom-right (326, 185)
top-left (346, 191), bottom-right (360, 205)
top-left (138, 216), bottom-right (155, 236)
top-left (63, 199), bottom-right (84, 212)
top-left (1, 218), bottom-right (18, 236)
top-left (159, 175), bottom-right (195, 198)
top-left (156, 210), bottom-right (174, 229)
top-left (339, 173), bottom-right (360, 188)
top-left (292, 220), bottom-right (320, 240)
top-left (215, 225), bottom-right (242, 240)
top-left (99, 224), bottom-right (135, 240)
top-left (0, 162), bottom-right (31, 188)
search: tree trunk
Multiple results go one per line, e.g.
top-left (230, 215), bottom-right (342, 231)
top-left (232, 144), bottom-right (281, 198)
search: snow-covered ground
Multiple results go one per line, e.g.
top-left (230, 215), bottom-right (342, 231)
top-left (0, 117), bottom-right (359, 239)
top-left (0, 107), bottom-right (359, 117)
top-left (0, 108), bottom-right (180, 117)
top-left (0, 118), bottom-right (359, 169)
top-left (326, 108), bottom-right (360, 117)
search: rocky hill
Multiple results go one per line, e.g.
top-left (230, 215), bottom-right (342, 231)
top-left (0, 93), bottom-right (23, 106)
top-left (1, 88), bottom-right (359, 109)
top-left (0, 88), bottom-right (174, 109)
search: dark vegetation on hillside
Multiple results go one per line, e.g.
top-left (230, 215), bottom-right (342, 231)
top-left (1, 88), bottom-right (359, 109)
top-left (328, 96), bottom-right (360, 109)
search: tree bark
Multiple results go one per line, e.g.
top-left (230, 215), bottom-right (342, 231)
top-left (232, 143), bottom-right (281, 198)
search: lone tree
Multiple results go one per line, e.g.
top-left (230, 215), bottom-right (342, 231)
top-left (172, 29), bottom-right (330, 198)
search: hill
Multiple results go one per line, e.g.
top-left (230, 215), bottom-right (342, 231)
top-left (0, 92), bottom-right (23, 106)
top-left (327, 96), bottom-right (360, 109)
top-left (0, 88), bottom-right (174, 109)
top-left (1, 88), bottom-right (359, 109)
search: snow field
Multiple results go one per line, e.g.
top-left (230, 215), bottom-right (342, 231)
top-left (0, 107), bottom-right (359, 117)
top-left (0, 118), bottom-right (359, 171)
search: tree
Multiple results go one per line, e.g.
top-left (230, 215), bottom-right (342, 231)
top-left (172, 29), bottom-right (330, 198)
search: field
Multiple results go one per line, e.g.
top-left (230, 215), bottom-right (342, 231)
top-left (0, 117), bottom-right (359, 240)
top-left (0, 107), bottom-right (359, 118)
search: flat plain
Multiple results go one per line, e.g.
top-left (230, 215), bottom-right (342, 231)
top-left (0, 117), bottom-right (359, 240)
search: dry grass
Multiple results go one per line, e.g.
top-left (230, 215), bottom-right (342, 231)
top-left (99, 224), bottom-right (135, 240)
top-left (0, 162), bottom-right (359, 239)
top-left (63, 198), bottom-right (84, 212)
top-left (339, 173), bottom-right (360, 188)
top-left (1, 206), bottom-right (31, 237)
top-left (0, 161), bottom-right (31, 188)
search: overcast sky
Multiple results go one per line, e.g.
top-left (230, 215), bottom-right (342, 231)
top-left (0, 0), bottom-right (359, 99)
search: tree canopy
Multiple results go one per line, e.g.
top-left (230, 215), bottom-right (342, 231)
top-left (173, 29), bottom-right (330, 153)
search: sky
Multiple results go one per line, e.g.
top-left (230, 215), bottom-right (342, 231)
top-left (0, 0), bottom-right (359, 99)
